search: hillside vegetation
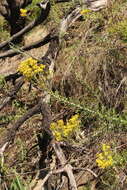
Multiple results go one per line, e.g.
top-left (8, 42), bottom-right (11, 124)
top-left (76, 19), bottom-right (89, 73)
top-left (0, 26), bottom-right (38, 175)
top-left (0, 0), bottom-right (127, 189)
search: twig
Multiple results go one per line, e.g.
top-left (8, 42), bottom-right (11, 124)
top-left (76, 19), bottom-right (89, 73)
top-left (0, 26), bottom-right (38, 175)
top-left (0, 142), bottom-right (8, 156)
top-left (84, 169), bottom-right (97, 178)
top-left (73, 167), bottom-right (98, 178)
top-left (41, 171), bottom-right (52, 187)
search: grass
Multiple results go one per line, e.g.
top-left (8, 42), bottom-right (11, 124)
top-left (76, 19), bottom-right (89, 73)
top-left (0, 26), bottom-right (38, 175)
top-left (10, 175), bottom-right (27, 190)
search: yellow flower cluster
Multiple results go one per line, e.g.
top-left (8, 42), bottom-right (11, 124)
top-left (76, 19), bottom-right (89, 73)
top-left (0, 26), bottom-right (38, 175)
top-left (50, 114), bottom-right (80, 141)
top-left (96, 144), bottom-right (113, 169)
top-left (80, 9), bottom-right (91, 15)
top-left (20, 9), bottom-right (28, 17)
top-left (18, 58), bottom-right (45, 79)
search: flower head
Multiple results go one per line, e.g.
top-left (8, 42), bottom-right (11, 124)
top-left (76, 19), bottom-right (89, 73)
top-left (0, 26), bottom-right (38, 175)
top-left (96, 144), bottom-right (113, 169)
top-left (20, 9), bottom-right (28, 17)
top-left (18, 58), bottom-right (45, 79)
top-left (50, 114), bottom-right (80, 141)
top-left (80, 9), bottom-right (91, 15)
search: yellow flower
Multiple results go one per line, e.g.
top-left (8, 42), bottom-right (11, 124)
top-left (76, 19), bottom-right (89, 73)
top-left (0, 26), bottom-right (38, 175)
top-left (20, 9), bottom-right (28, 17)
top-left (96, 144), bottom-right (113, 169)
top-left (50, 114), bottom-right (80, 141)
top-left (80, 9), bottom-right (91, 15)
top-left (57, 120), bottom-right (64, 127)
top-left (18, 57), bottom-right (45, 79)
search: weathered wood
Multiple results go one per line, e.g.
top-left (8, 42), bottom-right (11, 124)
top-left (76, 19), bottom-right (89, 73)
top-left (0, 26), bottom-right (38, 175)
top-left (85, 0), bottom-right (107, 11)
top-left (0, 33), bottom-right (56, 59)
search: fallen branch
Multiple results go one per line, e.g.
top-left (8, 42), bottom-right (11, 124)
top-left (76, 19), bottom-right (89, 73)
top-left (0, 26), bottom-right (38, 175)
top-left (0, 100), bottom-right (41, 150)
top-left (0, 0), bottom-right (51, 50)
top-left (73, 168), bottom-right (97, 178)
top-left (39, 160), bottom-right (98, 190)
top-left (33, 168), bottom-right (64, 190)
top-left (5, 72), bottom-right (22, 83)
top-left (36, 142), bottom-right (79, 190)
top-left (0, 33), bottom-right (56, 59)
top-left (59, 6), bottom-right (81, 37)
top-left (0, 7), bottom-right (87, 190)
top-left (0, 5), bottom-right (99, 190)
top-left (33, 7), bottom-right (84, 190)
top-left (0, 5), bottom-right (82, 59)
top-left (53, 142), bottom-right (78, 190)
top-left (0, 3), bottom-right (85, 159)
top-left (35, 141), bottom-right (79, 190)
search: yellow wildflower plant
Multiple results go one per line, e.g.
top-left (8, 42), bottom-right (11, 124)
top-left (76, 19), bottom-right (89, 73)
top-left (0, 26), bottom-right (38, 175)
top-left (50, 114), bottom-right (80, 141)
top-left (20, 9), bottom-right (28, 17)
top-left (96, 144), bottom-right (113, 169)
top-left (18, 58), bottom-right (45, 79)
top-left (80, 9), bottom-right (91, 15)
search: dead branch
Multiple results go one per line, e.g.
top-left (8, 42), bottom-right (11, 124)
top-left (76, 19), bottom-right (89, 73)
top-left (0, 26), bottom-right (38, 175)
top-left (73, 168), bottom-right (97, 178)
top-left (33, 7), bottom-right (84, 189)
top-left (59, 6), bottom-right (81, 36)
top-left (85, 0), bottom-right (108, 11)
top-left (0, 0), bottom-right (51, 50)
top-left (5, 72), bottom-right (22, 83)
top-left (0, 3), bottom-right (104, 58)
top-left (35, 141), bottom-right (79, 190)
top-left (37, 142), bottom-right (78, 190)
top-left (0, 79), bottom-right (24, 111)
top-left (0, 33), bottom-right (57, 59)
top-left (52, 142), bottom-right (78, 190)
top-left (41, 168), bottom-right (64, 187)
top-left (40, 99), bottom-right (53, 138)
top-left (0, 100), bottom-right (42, 150)
top-left (33, 168), bottom-right (64, 190)
top-left (39, 161), bottom-right (98, 190)
top-left (0, 5), bottom-right (96, 190)
top-left (0, 0), bottom-right (108, 50)
top-left (0, 7), bottom-right (87, 190)
top-left (0, 3), bottom-right (85, 156)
